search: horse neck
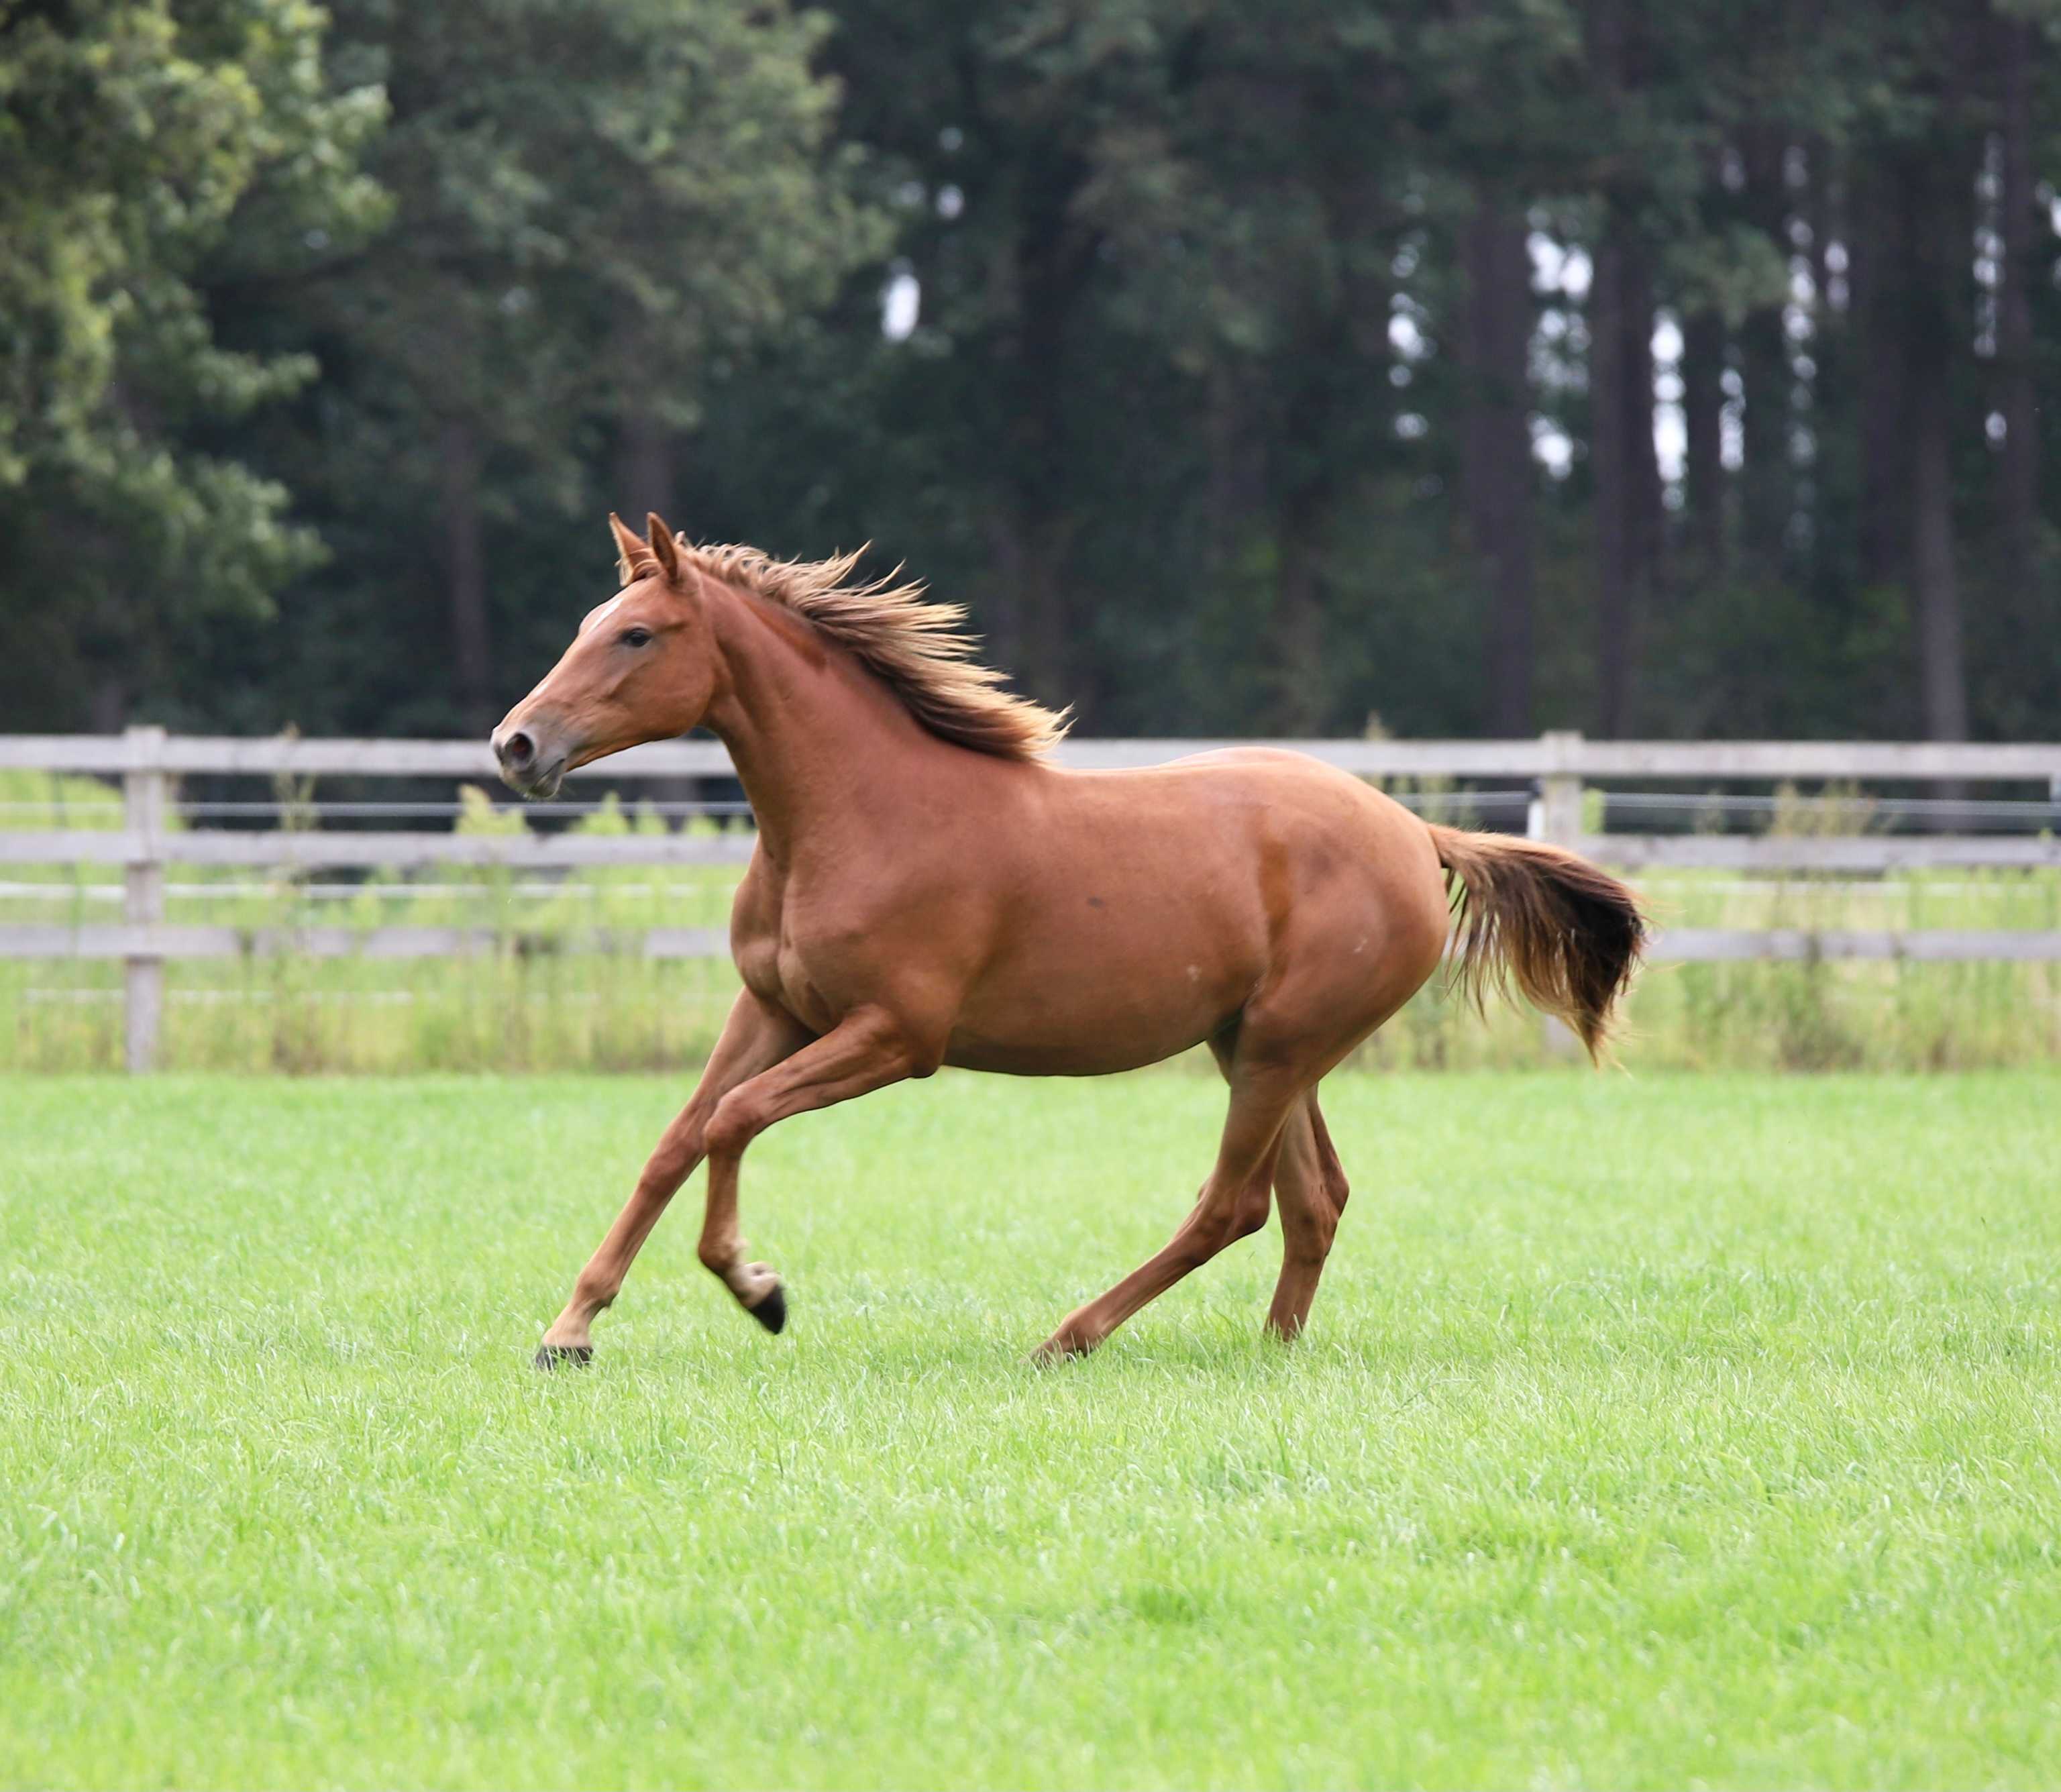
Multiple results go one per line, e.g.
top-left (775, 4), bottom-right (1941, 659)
top-left (700, 578), bottom-right (942, 864)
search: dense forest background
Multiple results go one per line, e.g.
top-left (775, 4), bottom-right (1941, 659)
top-left (4, 0), bottom-right (2059, 743)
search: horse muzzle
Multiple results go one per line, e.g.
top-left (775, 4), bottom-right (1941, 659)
top-left (490, 717), bottom-right (571, 799)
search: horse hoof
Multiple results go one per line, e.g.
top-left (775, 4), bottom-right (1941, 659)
top-left (534, 1342), bottom-right (593, 1370)
top-left (747, 1285), bottom-right (787, 1334)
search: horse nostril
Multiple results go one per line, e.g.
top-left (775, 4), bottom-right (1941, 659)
top-left (502, 730), bottom-right (535, 769)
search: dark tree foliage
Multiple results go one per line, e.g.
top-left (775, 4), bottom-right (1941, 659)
top-left (3, 0), bottom-right (2057, 743)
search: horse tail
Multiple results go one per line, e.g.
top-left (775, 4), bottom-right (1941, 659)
top-left (1426, 824), bottom-right (1648, 1063)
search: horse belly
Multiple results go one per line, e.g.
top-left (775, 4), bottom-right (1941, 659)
top-left (941, 900), bottom-right (1261, 1075)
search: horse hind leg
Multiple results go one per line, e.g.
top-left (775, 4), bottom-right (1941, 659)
top-left (1266, 1086), bottom-right (1350, 1340)
top-left (1037, 1055), bottom-right (1296, 1359)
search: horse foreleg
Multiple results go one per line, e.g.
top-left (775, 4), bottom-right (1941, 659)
top-left (696, 1005), bottom-right (932, 1332)
top-left (1265, 1088), bottom-right (1349, 1340)
top-left (535, 991), bottom-right (811, 1366)
top-left (1037, 1065), bottom-right (1301, 1359)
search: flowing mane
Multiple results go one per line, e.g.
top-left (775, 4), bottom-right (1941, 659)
top-left (679, 539), bottom-right (1070, 761)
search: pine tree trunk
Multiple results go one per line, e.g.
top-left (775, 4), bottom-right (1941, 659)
top-left (1624, 244), bottom-right (1667, 604)
top-left (1681, 309), bottom-right (1726, 570)
top-left (618, 382), bottom-right (699, 821)
top-left (999, 157), bottom-right (1096, 709)
top-left (1738, 128), bottom-right (1793, 564)
top-left (1854, 163), bottom-right (1913, 589)
top-left (1591, 238), bottom-right (1633, 737)
top-left (441, 416), bottom-right (493, 736)
top-left (1997, 14), bottom-right (2038, 586)
top-left (1911, 362), bottom-right (1968, 743)
top-left (1589, 231), bottom-right (1660, 736)
top-left (89, 675), bottom-right (128, 735)
top-left (1274, 510), bottom-right (1327, 734)
top-left (1585, 0), bottom-right (1660, 735)
top-left (619, 396), bottom-right (675, 527)
top-left (1801, 138), bottom-right (1850, 607)
top-left (990, 514), bottom-right (1073, 710)
top-left (1461, 199), bottom-right (1538, 736)
top-left (1909, 146), bottom-right (1970, 747)
top-left (1270, 347), bottom-right (1340, 733)
top-left (1204, 364), bottom-right (1265, 598)
top-left (1805, 134), bottom-right (1835, 326)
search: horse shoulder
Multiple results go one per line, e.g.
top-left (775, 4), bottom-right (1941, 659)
top-left (728, 849), bottom-right (788, 996)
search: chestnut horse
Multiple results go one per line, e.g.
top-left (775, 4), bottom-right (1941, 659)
top-left (494, 513), bottom-right (1645, 1363)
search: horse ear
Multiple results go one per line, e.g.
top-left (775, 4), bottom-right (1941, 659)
top-left (645, 513), bottom-right (682, 583)
top-left (609, 511), bottom-right (657, 584)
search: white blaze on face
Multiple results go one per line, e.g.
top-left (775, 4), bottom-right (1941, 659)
top-left (580, 592), bottom-right (628, 636)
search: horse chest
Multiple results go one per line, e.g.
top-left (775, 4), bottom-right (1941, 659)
top-left (731, 896), bottom-right (850, 1037)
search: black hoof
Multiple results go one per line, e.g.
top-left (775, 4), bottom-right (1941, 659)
top-left (533, 1342), bottom-right (593, 1370)
top-left (747, 1285), bottom-right (788, 1334)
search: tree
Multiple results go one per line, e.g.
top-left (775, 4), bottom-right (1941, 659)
top-left (260, 0), bottom-right (884, 733)
top-left (1995, 6), bottom-right (2040, 595)
top-left (8, 0), bottom-right (2061, 751)
top-left (1455, 203), bottom-right (1536, 735)
top-left (0, 0), bottom-right (383, 729)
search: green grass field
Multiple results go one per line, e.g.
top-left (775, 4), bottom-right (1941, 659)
top-left (4, 1070), bottom-right (2059, 1787)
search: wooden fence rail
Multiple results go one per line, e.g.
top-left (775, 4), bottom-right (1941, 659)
top-left (0, 924), bottom-right (731, 961)
top-left (0, 831), bottom-right (758, 868)
top-left (13, 923), bottom-right (2058, 965)
top-left (4, 727), bottom-right (2061, 782)
top-left (5, 727), bottom-right (2058, 1069)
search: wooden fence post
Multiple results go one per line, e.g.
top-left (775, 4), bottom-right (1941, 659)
top-left (123, 725), bottom-right (168, 1073)
top-left (1534, 729), bottom-right (1585, 1059)
top-left (1536, 729), bottom-right (1587, 846)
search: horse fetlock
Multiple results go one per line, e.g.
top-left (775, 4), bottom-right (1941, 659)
top-left (710, 1251), bottom-right (784, 1330)
top-left (539, 1309), bottom-right (594, 1349)
top-left (1035, 1315), bottom-right (1100, 1361)
top-left (571, 1275), bottom-right (617, 1314)
top-left (728, 1258), bottom-right (780, 1304)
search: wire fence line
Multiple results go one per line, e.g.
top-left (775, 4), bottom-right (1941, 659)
top-left (9, 788), bottom-right (2061, 831)
top-left (4, 727), bottom-right (2060, 1069)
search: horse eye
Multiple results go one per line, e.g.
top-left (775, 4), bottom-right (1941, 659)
top-left (619, 627), bottom-right (653, 648)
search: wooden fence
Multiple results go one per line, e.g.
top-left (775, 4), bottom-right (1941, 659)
top-left (5, 727), bottom-right (2059, 1069)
